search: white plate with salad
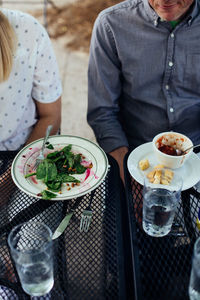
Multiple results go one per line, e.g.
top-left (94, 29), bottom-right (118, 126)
top-left (11, 135), bottom-right (109, 200)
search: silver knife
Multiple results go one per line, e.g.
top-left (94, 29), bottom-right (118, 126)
top-left (52, 198), bottom-right (82, 240)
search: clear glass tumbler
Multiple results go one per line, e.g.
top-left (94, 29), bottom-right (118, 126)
top-left (142, 174), bottom-right (182, 237)
top-left (189, 237), bottom-right (200, 300)
top-left (8, 221), bottom-right (54, 296)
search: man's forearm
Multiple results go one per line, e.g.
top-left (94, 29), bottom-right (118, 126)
top-left (109, 146), bottom-right (129, 183)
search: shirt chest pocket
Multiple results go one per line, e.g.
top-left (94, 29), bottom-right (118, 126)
top-left (184, 53), bottom-right (200, 92)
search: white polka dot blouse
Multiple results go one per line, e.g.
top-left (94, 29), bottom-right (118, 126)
top-left (0, 8), bottom-right (62, 150)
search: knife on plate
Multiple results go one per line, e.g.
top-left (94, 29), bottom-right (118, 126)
top-left (52, 197), bottom-right (82, 240)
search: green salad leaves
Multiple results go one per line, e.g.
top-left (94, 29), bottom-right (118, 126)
top-left (25, 144), bottom-right (87, 200)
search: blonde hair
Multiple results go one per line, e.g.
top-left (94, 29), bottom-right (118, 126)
top-left (0, 11), bottom-right (16, 82)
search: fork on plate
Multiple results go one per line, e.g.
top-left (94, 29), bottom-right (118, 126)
top-left (33, 124), bottom-right (53, 170)
top-left (80, 191), bottom-right (95, 232)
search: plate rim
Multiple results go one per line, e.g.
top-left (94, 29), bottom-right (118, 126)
top-left (11, 135), bottom-right (109, 200)
top-left (127, 142), bottom-right (200, 191)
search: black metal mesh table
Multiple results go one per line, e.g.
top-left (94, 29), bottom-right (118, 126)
top-left (124, 152), bottom-right (200, 300)
top-left (0, 151), bottom-right (127, 299)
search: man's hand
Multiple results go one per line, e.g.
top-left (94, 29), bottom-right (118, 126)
top-left (109, 146), bottom-right (129, 184)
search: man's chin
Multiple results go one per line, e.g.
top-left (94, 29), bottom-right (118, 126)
top-left (159, 14), bottom-right (178, 21)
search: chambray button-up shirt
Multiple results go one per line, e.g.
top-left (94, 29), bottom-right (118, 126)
top-left (88, 0), bottom-right (200, 153)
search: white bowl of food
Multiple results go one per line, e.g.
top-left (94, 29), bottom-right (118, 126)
top-left (152, 132), bottom-right (193, 169)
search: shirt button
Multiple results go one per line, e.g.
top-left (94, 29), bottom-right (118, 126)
top-left (170, 107), bottom-right (174, 113)
top-left (169, 61), bottom-right (173, 67)
top-left (170, 33), bottom-right (174, 38)
top-left (165, 85), bottom-right (169, 90)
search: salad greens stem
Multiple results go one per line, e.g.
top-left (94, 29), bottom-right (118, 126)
top-left (25, 172), bottom-right (36, 178)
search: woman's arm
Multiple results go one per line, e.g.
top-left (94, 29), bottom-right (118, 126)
top-left (25, 96), bottom-right (61, 145)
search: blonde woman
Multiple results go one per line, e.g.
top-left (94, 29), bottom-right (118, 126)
top-left (0, 8), bottom-right (62, 204)
top-left (0, 8), bottom-right (62, 150)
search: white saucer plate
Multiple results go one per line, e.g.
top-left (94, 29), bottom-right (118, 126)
top-left (11, 135), bottom-right (109, 200)
top-left (127, 142), bottom-right (200, 191)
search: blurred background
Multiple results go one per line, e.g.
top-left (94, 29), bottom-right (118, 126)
top-left (0, 0), bottom-right (121, 143)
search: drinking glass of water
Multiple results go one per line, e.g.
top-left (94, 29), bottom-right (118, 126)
top-left (142, 173), bottom-right (182, 237)
top-left (8, 221), bottom-right (54, 296)
top-left (189, 237), bottom-right (200, 300)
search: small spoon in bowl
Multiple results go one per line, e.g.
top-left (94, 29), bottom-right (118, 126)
top-left (176, 143), bottom-right (200, 156)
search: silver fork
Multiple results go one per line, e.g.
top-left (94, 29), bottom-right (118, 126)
top-left (33, 124), bottom-right (53, 170)
top-left (80, 192), bottom-right (94, 232)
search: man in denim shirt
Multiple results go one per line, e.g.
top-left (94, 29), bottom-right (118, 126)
top-left (87, 0), bottom-right (198, 180)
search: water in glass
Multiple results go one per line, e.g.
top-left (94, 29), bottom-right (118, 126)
top-left (189, 267), bottom-right (200, 300)
top-left (143, 188), bottom-right (176, 237)
top-left (16, 255), bottom-right (53, 296)
top-left (189, 237), bottom-right (200, 300)
top-left (8, 222), bottom-right (54, 296)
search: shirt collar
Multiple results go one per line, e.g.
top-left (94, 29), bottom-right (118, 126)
top-left (188, 0), bottom-right (199, 23)
top-left (143, 0), bottom-right (199, 27)
top-left (143, 0), bottom-right (159, 25)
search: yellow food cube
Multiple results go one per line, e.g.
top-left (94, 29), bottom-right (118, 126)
top-left (149, 178), bottom-right (154, 183)
top-left (161, 177), bottom-right (170, 185)
top-left (154, 164), bottom-right (165, 169)
top-left (154, 170), bottom-right (162, 179)
top-left (147, 170), bottom-right (155, 179)
top-left (153, 178), bottom-right (160, 184)
top-left (139, 159), bottom-right (150, 170)
top-left (146, 164), bottom-right (174, 186)
top-left (164, 169), bottom-right (174, 181)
